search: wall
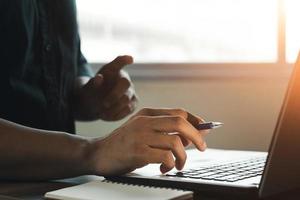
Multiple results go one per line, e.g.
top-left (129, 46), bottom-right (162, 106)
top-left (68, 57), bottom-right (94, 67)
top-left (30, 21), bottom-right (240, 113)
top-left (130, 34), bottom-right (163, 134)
top-left (76, 76), bottom-right (289, 151)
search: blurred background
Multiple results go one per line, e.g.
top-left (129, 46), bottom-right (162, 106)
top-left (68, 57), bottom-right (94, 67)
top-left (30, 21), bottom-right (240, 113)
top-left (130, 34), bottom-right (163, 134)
top-left (75, 0), bottom-right (300, 151)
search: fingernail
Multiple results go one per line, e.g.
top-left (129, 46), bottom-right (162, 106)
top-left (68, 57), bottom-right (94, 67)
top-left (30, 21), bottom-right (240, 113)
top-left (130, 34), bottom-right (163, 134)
top-left (176, 164), bottom-right (184, 171)
top-left (93, 75), bottom-right (103, 86)
top-left (95, 74), bottom-right (103, 81)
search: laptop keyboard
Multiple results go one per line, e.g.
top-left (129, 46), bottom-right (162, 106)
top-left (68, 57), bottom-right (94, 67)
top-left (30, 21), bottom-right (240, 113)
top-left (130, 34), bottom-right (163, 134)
top-left (166, 157), bottom-right (266, 182)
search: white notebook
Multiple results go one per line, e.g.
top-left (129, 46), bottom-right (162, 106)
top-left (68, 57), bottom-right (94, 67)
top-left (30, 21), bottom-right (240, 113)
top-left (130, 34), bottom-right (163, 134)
top-left (45, 179), bottom-right (192, 200)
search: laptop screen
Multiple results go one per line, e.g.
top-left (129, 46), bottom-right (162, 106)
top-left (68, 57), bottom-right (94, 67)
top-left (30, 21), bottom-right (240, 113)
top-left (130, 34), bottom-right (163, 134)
top-left (260, 52), bottom-right (300, 197)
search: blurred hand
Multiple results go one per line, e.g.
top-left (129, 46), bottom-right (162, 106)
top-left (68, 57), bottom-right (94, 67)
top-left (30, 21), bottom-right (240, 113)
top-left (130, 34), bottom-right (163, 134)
top-left (75, 55), bottom-right (138, 121)
top-left (87, 108), bottom-right (209, 176)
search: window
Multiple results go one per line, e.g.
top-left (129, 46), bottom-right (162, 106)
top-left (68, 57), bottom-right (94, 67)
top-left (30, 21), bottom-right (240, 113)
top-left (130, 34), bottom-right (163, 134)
top-left (77, 0), bottom-right (299, 65)
top-left (285, 0), bottom-right (300, 63)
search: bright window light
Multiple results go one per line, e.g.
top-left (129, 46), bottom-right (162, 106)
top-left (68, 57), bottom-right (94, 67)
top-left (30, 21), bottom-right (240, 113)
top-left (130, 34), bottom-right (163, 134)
top-left (285, 0), bottom-right (300, 63)
top-left (77, 0), bottom-right (277, 63)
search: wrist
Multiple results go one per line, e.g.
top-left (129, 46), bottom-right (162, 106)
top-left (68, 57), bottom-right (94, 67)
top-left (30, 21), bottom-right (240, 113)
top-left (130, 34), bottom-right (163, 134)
top-left (82, 137), bottom-right (107, 175)
top-left (70, 136), bottom-right (95, 175)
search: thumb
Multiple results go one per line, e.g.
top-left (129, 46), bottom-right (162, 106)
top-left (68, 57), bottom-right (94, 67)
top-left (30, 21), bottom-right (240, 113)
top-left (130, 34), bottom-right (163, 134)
top-left (99, 55), bottom-right (134, 73)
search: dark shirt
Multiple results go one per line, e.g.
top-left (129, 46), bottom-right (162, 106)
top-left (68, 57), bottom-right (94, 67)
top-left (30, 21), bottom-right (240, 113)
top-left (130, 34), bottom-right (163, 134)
top-left (0, 0), bottom-right (93, 133)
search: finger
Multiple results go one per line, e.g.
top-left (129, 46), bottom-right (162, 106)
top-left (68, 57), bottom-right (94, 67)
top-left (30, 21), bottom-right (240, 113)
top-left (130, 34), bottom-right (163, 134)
top-left (112, 97), bottom-right (138, 120)
top-left (100, 95), bottom-right (137, 121)
top-left (125, 87), bottom-right (135, 100)
top-left (114, 106), bottom-right (133, 121)
top-left (147, 116), bottom-right (207, 151)
top-left (137, 108), bottom-right (204, 127)
top-left (94, 74), bottom-right (104, 86)
top-left (143, 148), bottom-right (175, 174)
top-left (111, 94), bottom-right (136, 116)
top-left (178, 135), bottom-right (192, 147)
top-left (160, 152), bottom-right (175, 174)
top-left (136, 108), bottom-right (209, 140)
top-left (146, 134), bottom-right (187, 170)
top-left (84, 74), bottom-right (104, 91)
top-left (101, 104), bottom-right (131, 122)
top-left (111, 90), bottom-right (135, 111)
top-left (169, 133), bottom-right (192, 148)
top-left (102, 78), bottom-right (132, 108)
top-left (100, 55), bottom-right (133, 73)
top-left (102, 101), bottom-right (132, 121)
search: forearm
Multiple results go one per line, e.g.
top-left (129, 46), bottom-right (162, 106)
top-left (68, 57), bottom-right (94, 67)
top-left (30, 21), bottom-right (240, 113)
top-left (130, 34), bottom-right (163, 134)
top-left (0, 118), bottom-right (93, 181)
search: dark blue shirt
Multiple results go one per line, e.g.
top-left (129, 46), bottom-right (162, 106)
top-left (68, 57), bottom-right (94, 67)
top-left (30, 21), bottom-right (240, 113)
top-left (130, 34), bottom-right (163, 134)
top-left (0, 0), bottom-right (93, 133)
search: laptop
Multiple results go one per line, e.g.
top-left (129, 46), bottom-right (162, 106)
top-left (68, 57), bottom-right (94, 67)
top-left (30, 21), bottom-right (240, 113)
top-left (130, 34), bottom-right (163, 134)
top-left (107, 53), bottom-right (300, 198)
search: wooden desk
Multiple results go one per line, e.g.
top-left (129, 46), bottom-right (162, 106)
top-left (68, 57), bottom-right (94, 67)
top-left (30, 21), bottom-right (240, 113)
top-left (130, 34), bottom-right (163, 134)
top-left (0, 176), bottom-right (102, 200)
top-left (193, 191), bottom-right (300, 200)
top-left (0, 176), bottom-right (299, 200)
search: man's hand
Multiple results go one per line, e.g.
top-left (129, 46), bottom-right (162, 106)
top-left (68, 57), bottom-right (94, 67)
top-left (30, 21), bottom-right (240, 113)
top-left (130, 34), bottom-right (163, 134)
top-left (74, 55), bottom-right (138, 121)
top-left (0, 108), bottom-right (207, 180)
top-left (86, 108), bottom-right (209, 176)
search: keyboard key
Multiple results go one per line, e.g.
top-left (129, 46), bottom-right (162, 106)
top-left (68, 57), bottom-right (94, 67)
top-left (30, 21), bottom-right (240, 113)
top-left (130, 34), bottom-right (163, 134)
top-left (167, 157), bottom-right (266, 182)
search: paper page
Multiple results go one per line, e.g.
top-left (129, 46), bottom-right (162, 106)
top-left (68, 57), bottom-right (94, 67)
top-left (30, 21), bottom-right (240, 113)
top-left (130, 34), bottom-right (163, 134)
top-left (45, 180), bottom-right (192, 200)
